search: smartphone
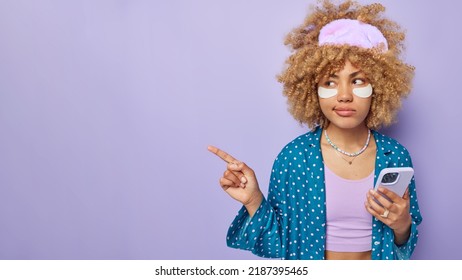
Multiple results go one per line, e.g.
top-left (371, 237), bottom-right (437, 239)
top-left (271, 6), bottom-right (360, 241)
top-left (374, 167), bottom-right (414, 198)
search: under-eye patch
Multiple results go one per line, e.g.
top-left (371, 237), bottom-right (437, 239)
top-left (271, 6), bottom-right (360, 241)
top-left (352, 84), bottom-right (373, 98)
top-left (317, 84), bottom-right (373, 99)
top-left (317, 87), bottom-right (338, 99)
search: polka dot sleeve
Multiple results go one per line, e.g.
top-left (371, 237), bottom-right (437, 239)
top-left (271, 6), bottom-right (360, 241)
top-left (226, 197), bottom-right (283, 258)
top-left (371, 134), bottom-right (422, 260)
top-left (392, 150), bottom-right (422, 259)
top-left (226, 131), bottom-right (327, 260)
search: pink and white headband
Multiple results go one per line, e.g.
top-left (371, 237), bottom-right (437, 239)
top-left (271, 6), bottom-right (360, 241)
top-left (317, 19), bottom-right (384, 99)
top-left (318, 19), bottom-right (388, 52)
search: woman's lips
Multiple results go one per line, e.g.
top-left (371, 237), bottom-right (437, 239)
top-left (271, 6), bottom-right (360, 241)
top-left (334, 108), bottom-right (355, 117)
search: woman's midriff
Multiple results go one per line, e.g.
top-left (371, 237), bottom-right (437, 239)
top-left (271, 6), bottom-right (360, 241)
top-left (325, 250), bottom-right (371, 260)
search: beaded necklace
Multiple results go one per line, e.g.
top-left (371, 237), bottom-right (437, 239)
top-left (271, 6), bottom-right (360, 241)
top-left (324, 129), bottom-right (371, 158)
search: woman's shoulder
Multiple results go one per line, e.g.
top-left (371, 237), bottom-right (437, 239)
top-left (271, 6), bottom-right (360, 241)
top-left (279, 127), bottom-right (322, 153)
top-left (272, 127), bottom-right (322, 165)
top-left (372, 130), bottom-right (412, 160)
top-left (271, 127), bottom-right (323, 176)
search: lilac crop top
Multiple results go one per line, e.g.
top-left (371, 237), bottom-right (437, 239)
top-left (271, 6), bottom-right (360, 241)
top-left (325, 165), bottom-right (373, 252)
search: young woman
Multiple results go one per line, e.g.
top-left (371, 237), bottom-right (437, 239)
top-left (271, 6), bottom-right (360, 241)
top-left (208, 0), bottom-right (422, 260)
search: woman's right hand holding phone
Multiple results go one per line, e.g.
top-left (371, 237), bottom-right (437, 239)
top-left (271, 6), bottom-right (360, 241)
top-left (208, 146), bottom-right (263, 217)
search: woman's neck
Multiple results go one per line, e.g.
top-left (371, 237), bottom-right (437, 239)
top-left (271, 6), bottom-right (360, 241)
top-left (323, 124), bottom-right (370, 151)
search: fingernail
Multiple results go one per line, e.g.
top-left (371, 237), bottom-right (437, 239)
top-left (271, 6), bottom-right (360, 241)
top-left (240, 177), bottom-right (247, 184)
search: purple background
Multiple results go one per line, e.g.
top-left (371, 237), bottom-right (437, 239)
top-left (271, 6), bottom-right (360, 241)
top-left (0, 0), bottom-right (460, 260)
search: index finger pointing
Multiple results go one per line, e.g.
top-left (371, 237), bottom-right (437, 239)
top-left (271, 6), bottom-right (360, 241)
top-left (207, 145), bottom-right (238, 164)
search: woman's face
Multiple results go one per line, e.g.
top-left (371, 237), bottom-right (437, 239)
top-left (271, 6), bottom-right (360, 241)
top-left (318, 60), bottom-right (372, 130)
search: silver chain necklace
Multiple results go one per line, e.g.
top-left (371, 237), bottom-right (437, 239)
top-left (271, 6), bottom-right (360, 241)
top-left (324, 129), bottom-right (371, 157)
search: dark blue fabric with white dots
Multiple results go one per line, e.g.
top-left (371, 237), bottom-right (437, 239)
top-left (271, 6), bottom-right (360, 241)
top-left (227, 126), bottom-right (422, 260)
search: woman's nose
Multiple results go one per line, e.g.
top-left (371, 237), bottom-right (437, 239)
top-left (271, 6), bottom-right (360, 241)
top-left (336, 83), bottom-right (353, 102)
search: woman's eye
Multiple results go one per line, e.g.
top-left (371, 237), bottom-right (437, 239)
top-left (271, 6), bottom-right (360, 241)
top-left (353, 79), bottom-right (365, 85)
top-left (325, 81), bottom-right (336, 87)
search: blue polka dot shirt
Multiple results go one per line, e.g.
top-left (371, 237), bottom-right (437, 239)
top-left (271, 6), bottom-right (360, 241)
top-left (227, 126), bottom-right (422, 260)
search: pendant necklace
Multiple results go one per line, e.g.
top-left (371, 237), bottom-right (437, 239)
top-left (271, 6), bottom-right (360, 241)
top-left (324, 129), bottom-right (371, 165)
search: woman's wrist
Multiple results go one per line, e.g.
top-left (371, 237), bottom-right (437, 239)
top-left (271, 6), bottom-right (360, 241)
top-left (393, 216), bottom-right (412, 246)
top-left (244, 191), bottom-right (264, 217)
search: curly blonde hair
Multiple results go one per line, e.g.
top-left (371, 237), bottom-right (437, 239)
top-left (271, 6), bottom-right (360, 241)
top-left (277, 0), bottom-right (414, 130)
